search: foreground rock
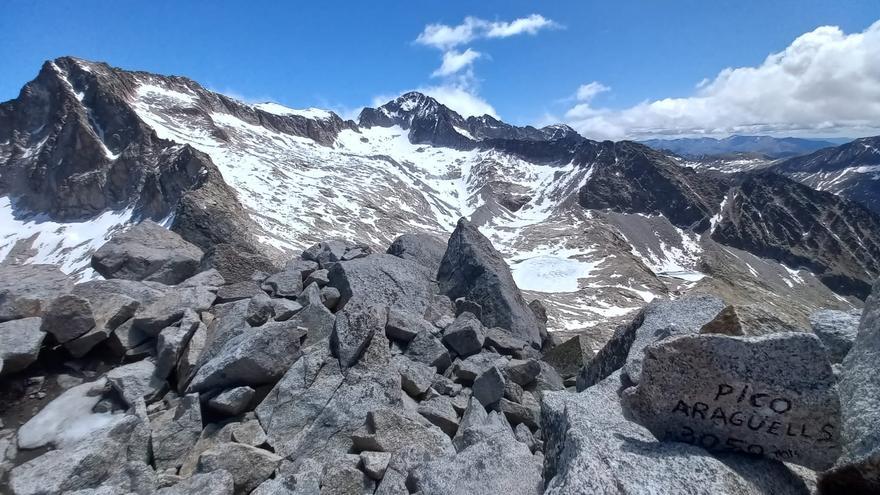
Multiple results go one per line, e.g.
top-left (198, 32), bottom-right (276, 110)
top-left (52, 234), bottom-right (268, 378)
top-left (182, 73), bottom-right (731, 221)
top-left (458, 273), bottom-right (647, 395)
top-left (0, 317), bottom-right (45, 375)
top-left (92, 220), bottom-right (204, 285)
top-left (386, 233), bottom-right (447, 275)
top-left (544, 371), bottom-right (813, 494)
top-left (810, 308), bottom-right (861, 364)
top-left (622, 332), bottom-right (841, 470)
top-left (821, 282), bottom-right (880, 492)
top-left (0, 264), bottom-right (73, 322)
top-left (437, 218), bottom-right (542, 347)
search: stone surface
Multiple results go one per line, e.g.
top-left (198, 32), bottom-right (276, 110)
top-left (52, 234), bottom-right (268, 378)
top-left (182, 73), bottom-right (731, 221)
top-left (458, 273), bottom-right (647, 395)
top-left (270, 298), bottom-right (303, 321)
top-left (417, 395), bottom-right (460, 436)
top-left (404, 330), bottom-right (452, 372)
top-left (156, 470), bottom-right (234, 495)
top-left (360, 451), bottom-right (392, 481)
top-left (820, 282), bottom-right (880, 492)
top-left (453, 352), bottom-right (507, 383)
top-left (331, 304), bottom-right (388, 367)
top-left (215, 281), bottom-right (263, 303)
top-left (197, 442), bottom-right (281, 494)
top-left (543, 371), bottom-right (814, 495)
top-left (473, 366), bottom-right (506, 406)
top-left (187, 319), bottom-right (306, 392)
top-left (700, 305), bottom-right (804, 337)
top-left (541, 335), bottom-right (594, 379)
top-left (327, 254), bottom-right (436, 315)
top-left (106, 359), bottom-right (165, 406)
top-left (810, 308), bottom-right (861, 364)
top-left (133, 286), bottom-right (215, 335)
top-left (303, 268), bottom-right (329, 287)
top-left (0, 317), bottom-right (45, 375)
top-left (288, 282), bottom-right (335, 347)
top-left (622, 332), bottom-right (841, 470)
top-left (483, 326), bottom-right (528, 356)
top-left (41, 294), bottom-right (95, 343)
top-left (155, 310), bottom-right (201, 380)
top-left (231, 420), bottom-right (267, 446)
top-left (0, 264), bottom-right (74, 322)
top-left (321, 286), bottom-right (341, 310)
top-left (151, 394), bottom-right (203, 471)
top-left (437, 218), bottom-right (542, 347)
top-left (504, 359), bottom-right (541, 387)
top-left (499, 394), bottom-right (540, 429)
top-left (442, 312), bottom-right (485, 357)
top-left (176, 320), bottom-right (207, 393)
top-left (91, 220), bottom-right (204, 285)
top-left (393, 355), bottom-right (435, 398)
top-left (208, 386), bottom-right (256, 416)
top-left (385, 309), bottom-right (434, 343)
top-left (386, 232), bottom-right (447, 275)
top-left (261, 268), bottom-right (303, 298)
top-left (245, 292), bottom-right (274, 326)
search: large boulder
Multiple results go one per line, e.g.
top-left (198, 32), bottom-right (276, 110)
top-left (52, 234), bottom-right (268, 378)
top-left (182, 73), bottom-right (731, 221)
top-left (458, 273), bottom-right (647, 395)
top-left (821, 282), bottom-right (880, 492)
top-left (622, 332), bottom-right (841, 470)
top-left (810, 308), bottom-right (861, 364)
top-left (0, 264), bottom-right (73, 322)
top-left (0, 317), bottom-right (45, 375)
top-left (543, 372), bottom-right (813, 494)
top-left (91, 220), bottom-right (204, 285)
top-left (700, 305), bottom-right (804, 337)
top-left (151, 394), bottom-right (203, 472)
top-left (441, 312), bottom-right (485, 358)
top-left (200, 242), bottom-right (281, 284)
top-left (196, 443), bottom-right (281, 494)
top-left (437, 218), bottom-right (541, 347)
top-left (386, 233), bottom-right (447, 276)
top-left (331, 305), bottom-right (388, 367)
top-left (327, 254), bottom-right (436, 315)
top-left (132, 286), bottom-right (215, 335)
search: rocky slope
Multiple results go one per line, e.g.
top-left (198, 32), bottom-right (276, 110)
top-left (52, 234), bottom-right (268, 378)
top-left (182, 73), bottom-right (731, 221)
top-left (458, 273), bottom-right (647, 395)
top-left (2, 57), bottom-right (877, 342)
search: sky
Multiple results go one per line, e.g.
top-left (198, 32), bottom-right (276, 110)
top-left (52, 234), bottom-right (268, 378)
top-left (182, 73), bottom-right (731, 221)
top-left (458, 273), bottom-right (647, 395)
top-left (1, 1), bottom-right (879, 140)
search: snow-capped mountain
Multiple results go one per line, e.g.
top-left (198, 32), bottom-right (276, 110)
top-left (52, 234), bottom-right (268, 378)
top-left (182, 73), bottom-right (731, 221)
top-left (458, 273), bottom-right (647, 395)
top-left (772, 136), bottom-right (880, 214)
top-left (2, 57), bottom-right (876, 339)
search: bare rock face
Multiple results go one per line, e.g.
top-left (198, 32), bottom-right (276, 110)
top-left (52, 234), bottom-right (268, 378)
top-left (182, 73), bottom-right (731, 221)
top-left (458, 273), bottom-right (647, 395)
top-left (622, 333), bottom-right (841, 470)
top-left (699, 305), bottom-right (804, 337)
top-left (0, 264), bottom-right (73, 322)
top-left (0, 317), bottom-right (45, 375)
top-left (92, 220), bottom-right (204, 284)
top-left (437, 218), bottom-right (542, 348)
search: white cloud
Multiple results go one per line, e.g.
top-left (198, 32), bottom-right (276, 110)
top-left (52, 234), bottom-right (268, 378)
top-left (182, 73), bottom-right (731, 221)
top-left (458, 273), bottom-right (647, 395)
top-left (418, 84), bottom-right (498, 118)
top-left (562, 20), bottom-right (880, 140)
top-left (415, 14), bottom-right (559, 50)
top-left (575, 81), bottom-right (610, 102)
top-left (432, 48), bottom-right (482, 77)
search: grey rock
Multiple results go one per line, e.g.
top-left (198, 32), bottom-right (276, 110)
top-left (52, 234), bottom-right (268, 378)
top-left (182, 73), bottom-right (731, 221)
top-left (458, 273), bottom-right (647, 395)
top-left (351, 407), bottom-right (453, 455)
top-left (200, 243), bottom-right (282, 285)
top-left (327, 254), bottom-right (436, 314)
top-left (504, 359), bottom-right (541, 387)
top-left (404, 330), bottom-right (451, 372)
top-left (56, 461), bottom-right (157, 495)
top-left (0, 317), bottom-right (45, 375)
top-left (504, 379), bottom-right (524, 403)
top-left (432, 375), bottom-right (461, 397)
top-left (442, 312), bottom-right (485, 357)
top-left (245, 292), bottom-right (274, 326)
top-left (284, 258), bottom-right (320, 278)
top-left (528, 299), bottom-right (549, 345)
top-left (302, 240), bottom-right (351, 267)
top-left (499, 393), bottom-right (540, 429)
top-left (393, 355), bottom-right (435, 398)
top-left (151, 394), bottom-right (202, 471)
top-left (303, 268), bottom-right (329, 287)
top-left (156, 470), bottom-right (234, 495)
top-left (810, 308), bottom-right (860, 364)
top-left (320, 454), bottom-right (376, 494)
top-left (91, 220), bottom-right (204, 285)
top-left (541, 335), bottom-right (594, 379)
top-left (261, 268), bottom-right (303, 298)
top-left (331, 304), bottom-right (388, 367)
top-left (622, 332), bottom-right (840, 470)
top-left (484, 326), bottom-right (528, 356)
top-left (524, 360), bottom-right (565, 393)
top-left (386, 232), bottom-right (447, 275)
top-left (360, 451), bottom-right (391, 481)
top-left (385, 309), bottom-right (434, 343)
top-left (543, 371), bottom-right (813, 495)
top-left (208, 386), bottom-right (256, 416)
top-left (176, 320), bottom-right (207, 394)
top-left (270, 298), bottom-right (303, 321)
top-left (215, 281), bottom-right (263, 303)
top-left (106, 359), bottom-right (165, 406)
top-left (417, 396), bottom-right (460, 436)
top-left (133, 286), bottom-right (215, 335)
top-left (576, 310), bottom-right (646, 391)
top-left (454, 298), bottom-right (482, 319)
top-left (177, 268), bottom-right (225, 289)
top-left (196, 442), bottom-right (281, 494)
top-left (321, 286), bottom-right (341, 310)
top-left (700, 304), bottom-right (804, 336)
top-left (155, 310), bottom-right (201, 380)
top-left (106, 319), bottom-right (152, 357)
top-left (437, 218), bottom-right (542, 347)
top-left (0, 264), bottom-right (74, 322)
top-left (288, 283), bottom-right (335, 347)
top-left (514, 423), bottom-right (536, 452)
top-left (41, 294), bottom-right (95, 343)
top-left (453, 352), bottom-right (507, 383)
top-left (187, 319), bottom-right (306, 392)
top-left (473, 366), bottom-right (506, 406)
top-left (179, 422), bottom-right (235, 478)
top-left (821, 282), bottom-right (880, 492)
top-left (230, 420), bottom-right (267, 446)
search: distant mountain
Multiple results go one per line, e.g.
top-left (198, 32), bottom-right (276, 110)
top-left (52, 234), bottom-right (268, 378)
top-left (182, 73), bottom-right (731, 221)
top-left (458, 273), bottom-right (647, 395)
top-left (642, 135), bottom-right (840, 160)
top-left (771, 136), bottom-right (880, 214)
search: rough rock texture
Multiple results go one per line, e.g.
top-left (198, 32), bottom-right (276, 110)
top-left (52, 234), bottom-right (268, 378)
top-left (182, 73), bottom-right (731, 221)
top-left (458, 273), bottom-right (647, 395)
top-left (541, 335), bottom-right (594, 379)
top-left (156, 470), bottom-right (234, 495)
top-left (442, 312), bottom-right (486, 357)
top-left (821, 282), bottom-right (880, 492)
top-left (810, 309), bottom-right (861, 364)
top-left (327, 254), bottom-right (436, 314)
top-left (622, 333), bottom-right (841, 470)
top-left (543, 372), bottom-right (813, 494)
top-left (91, 220), bottom-right (204, 284)
top-left (208, 386), bottom-right (256, 416)
top-left (0, 317), bottom-right (45, 375)
top-left (437, 218), bottom-right (542, 347)
top-left (700, 304), bottom-right (804, 337)
top-left (151, 394), bottom-right (203, 471)
top-left (386, 233), bottom-right (447, 276)
top-left (196, 442), bottom-right (281, 494)
top-left (0, 264), bottom-right (73, 322)
top-left (331, 304), bottom-right (388, 367)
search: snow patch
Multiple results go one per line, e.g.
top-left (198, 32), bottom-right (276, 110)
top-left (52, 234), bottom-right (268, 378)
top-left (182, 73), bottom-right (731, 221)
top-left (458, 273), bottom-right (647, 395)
top-left (510, 247), bottom-right (598, 293)
top-left (254, 102), bottom-right (333, 120)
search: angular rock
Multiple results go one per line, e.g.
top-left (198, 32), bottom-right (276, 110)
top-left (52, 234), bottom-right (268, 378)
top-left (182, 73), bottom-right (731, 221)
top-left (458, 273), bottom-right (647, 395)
top-left (197, 442), bottom-right (281, 493)
top-left (0, 317), bottom-right (45, 375)
top-left (327, 254), bottom-right (436, 314)
top-left (208, 386), bottom-right (256, 416)
top-left (484, 326), bottom-right (528, 356)
top-left (261, 268), bottom-right (303, 298)
top-left (41, 294), bottom-right (95, 343)
top-left (452, 352), bottom-right (507, 383)
top-left (386, 233), bottom-right (447, 275)
top-left (514, 423), bottom-right (536, 452)
top-left (541, 335), bottom-right (594, 379)
top-left (442, 312), bottom-right (485, 357)
top-left (106, 359), bottom-right (165, 406)
top-left (151, 394), bottom-right (203, 471)
top-left (622, 333), bottom-right (841, 470)
top-left (215, 281), bottom-right (263, 304)
top-left (351, 407), bottom-right (453, 455)
top-left (231, 420), bottom-right (267, 446)
top-left (331, 305), bottom-right (388, 367)
top-left (284, 258), bottom-right (319, 278)
top-left (187, 320), bottom-right (306, 392)
top-left (360, 451), bottom-right (391, 481)
top-left (504, 359), bottom-right (541, 387)
top-left (200, 242), bottom-right (281, 285)
top-left (155, 310), bottom-right (201, 380)
top-left (393, 355), bottom-right (435, 398)
top-left (156, 470), bottom-right (234, 495)
top-left (473, 366), bottom-right (506, 406)
top-left (700, 304), bottom-right (804, 337)
top-left (0, 264), bottom-right (74, 322)
top-left (810, 308), bottom-right (861, 364)
top-left (821, 282), bottom-right (880, 492)
top-left (525, 360), bottom-right (564, 393)
top-left (179, 422), bottom-right (235, 477)
top-left (504, 380), bottom-right (524, 404)
top-left (320, 454), bottom-right (376, 494)
top-left (106, 319), bottom-right (152, 357)
top-left (499, 394), bottom-right (540, 429)
top-left (302, 240), bottom-right (351, 267)
top-left (91, 220), bottom-right (204, 285)
top-left (454, 298), bottom-right (482, 319)
top-left (178, 268), bottom-right (225, 289)
top-left (321, 286), bottom-right (341, 310)
top-left (404, 330), bottom-right (452, 372)
top-left (303, 268), bottom-right (329, 287)
top-left (245, 292), bottom-right (274, 326)
top-left (417, 396), bottom-right (460, 436)
top-left (437, 218), bottom-right (542, 347)
top-left (288, 283), bottom-right (335, 346)
top-left (543, 372), bottom-right (814, 495)
top-left (270, 298), bottom-right (303, 321)
top-left (133, 286), bottom-right (215, 335)
top-left (385, 309), bottom-right (435, 343)
top-left (176, 320), bottom-right (207, 393)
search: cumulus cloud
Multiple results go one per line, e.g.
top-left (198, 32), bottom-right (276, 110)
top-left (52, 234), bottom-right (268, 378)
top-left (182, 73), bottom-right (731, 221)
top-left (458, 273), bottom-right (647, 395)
top-left (416, 14), bottom-right (558, 50)
top-left (419, 84), bottom-right (498, 118)
top-left (562, 20), bottom-right (880, 140)
top-left (575, 81), bottom-right (611, 102)
top-left (432, 48), bottom-right (483, 77)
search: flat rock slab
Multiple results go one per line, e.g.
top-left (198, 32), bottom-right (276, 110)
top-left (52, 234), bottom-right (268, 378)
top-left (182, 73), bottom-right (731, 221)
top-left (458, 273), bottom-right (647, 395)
top-left (623, 332), bottom-right (841, 470)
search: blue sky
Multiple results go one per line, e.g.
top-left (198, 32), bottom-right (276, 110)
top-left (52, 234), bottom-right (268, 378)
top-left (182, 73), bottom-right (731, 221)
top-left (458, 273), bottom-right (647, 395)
top-left (2, 1), bottom-right (879, 139)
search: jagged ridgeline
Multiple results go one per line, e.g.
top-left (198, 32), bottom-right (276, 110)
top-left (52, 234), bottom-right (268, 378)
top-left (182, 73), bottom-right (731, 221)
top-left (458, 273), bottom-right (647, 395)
top-left (1, 57), bottom-right (880, 494)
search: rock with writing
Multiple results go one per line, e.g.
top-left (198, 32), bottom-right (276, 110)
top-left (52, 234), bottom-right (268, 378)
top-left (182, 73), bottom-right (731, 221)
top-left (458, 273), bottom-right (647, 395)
top-left (622, 332), bottom-right (841, 470)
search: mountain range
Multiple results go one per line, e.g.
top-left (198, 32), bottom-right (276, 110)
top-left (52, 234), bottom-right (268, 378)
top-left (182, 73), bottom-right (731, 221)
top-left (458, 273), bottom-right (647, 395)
top-left (641, 135), bottom-right (842, 160)
top-left (2, 57), bottom-right (879, 341)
